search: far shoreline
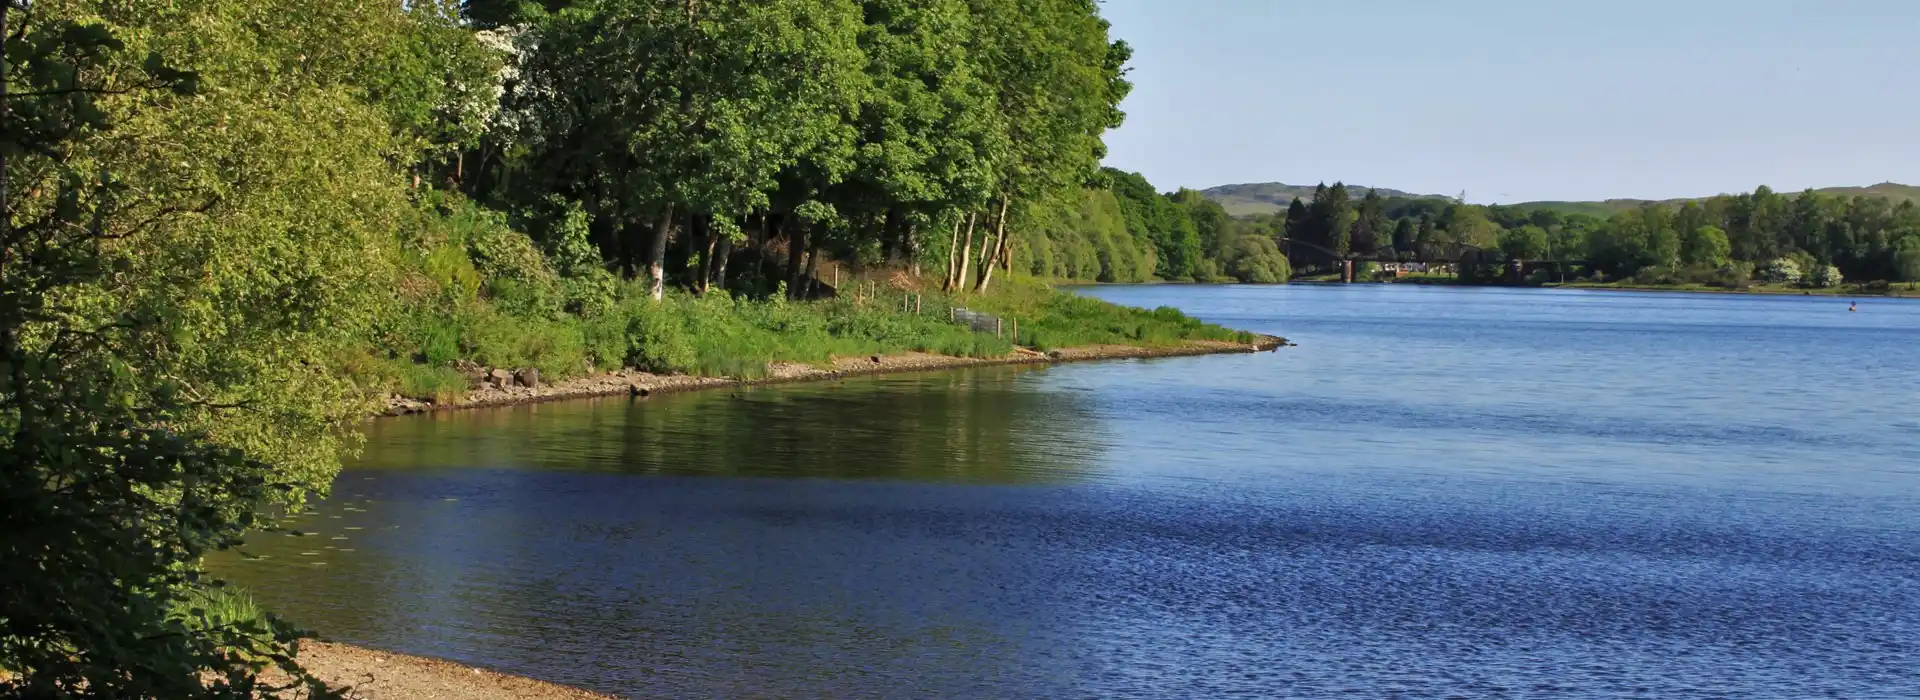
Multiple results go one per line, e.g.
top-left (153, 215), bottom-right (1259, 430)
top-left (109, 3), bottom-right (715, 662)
top-left (1290, 277), bottom-right (1920, 300)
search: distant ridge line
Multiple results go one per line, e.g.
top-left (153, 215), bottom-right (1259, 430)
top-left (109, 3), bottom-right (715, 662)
top-left (1199, 181), bottom-right (1920, 217)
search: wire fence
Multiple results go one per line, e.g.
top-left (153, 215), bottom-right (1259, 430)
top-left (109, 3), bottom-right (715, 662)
top-left (850, 284), bottom-right (1018, 342)
top-left (950, 307), bottom-right (1000, 334)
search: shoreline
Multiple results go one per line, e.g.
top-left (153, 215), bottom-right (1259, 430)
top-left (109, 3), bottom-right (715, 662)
top-left (383, 335), bottom-right (1288, 416)
top-left (1300, 277), bottom-right (1920, 299)
top-left (290, 641), bottom-right (616, 699)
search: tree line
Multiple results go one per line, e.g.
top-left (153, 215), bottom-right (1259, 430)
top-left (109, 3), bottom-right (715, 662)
top-left (453, 0), bottom-right (1139, 298)
top-left (1252, 183), bottom-right (1920, 285)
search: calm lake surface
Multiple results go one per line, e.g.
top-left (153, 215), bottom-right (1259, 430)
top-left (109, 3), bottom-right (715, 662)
top-left (221, 285), bottom-right (1920, 698)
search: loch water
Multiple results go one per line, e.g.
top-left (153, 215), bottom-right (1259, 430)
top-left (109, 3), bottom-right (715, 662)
top-left (221, 285), bottom-right (1920, 698)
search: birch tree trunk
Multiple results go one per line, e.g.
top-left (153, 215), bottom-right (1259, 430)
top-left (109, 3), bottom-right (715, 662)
top-left (943, 216), bottom-right (961, 289)
top-left (697, 215), bottom-right (718, 295)
top-left (975, 198), bottom-right (1011, 292)
top-left (952, 212), bottom-right (977, 292)
top-left (649, 204), bottom-right (675, 301)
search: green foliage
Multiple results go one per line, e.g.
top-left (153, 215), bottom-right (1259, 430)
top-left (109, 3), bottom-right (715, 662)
top-left (1896, 238), bottom-right (1920, 283)
top-left (603, 289), bottom-right (1015, 377)
top-left (1224, 236), bottom-right (1290, 283)
top-left (1499, 225), bottom-right (1550, 261)
top-left (965, 279), bottom-right (1252, 350)
top-left (1681, 225), bottom-right (1732, 268)
top-left (0, 2), bottom-right (413, 694)
top-left (1761, 258), bottom-right (1804, 284)
top-left (1806, 264), bottom-right (1844, 289)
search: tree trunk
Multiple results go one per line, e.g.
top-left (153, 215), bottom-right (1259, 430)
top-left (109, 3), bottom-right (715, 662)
top-left (698, 215), bottom-right (719, 295)
top-left (1, 0), bottom-right (10, 249)
top-left (881, 207), bottom-right (904, 265)
top-left (906, 221), bottom-right (921, 277)
top-left (976, 198), bottom-right (1011, 292)
top-left (711, 230), bottom-right (733, 294)
top-left (786, 223), bottom-right (807, 300)
top-left (943, 216), bottom-right (961, 289)
top-left (804, 233), bottom-right (823, 299)
top-left (952, 212), bottom-right (977, 293)
top-left (649, 204), bottom-right (675, 301)
top-left (682, 211), bottom-right (700, 284)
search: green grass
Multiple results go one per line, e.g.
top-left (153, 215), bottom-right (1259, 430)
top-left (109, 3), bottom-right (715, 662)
top-left (363, 275), bottom-right (1259, 396)
top-left (368, 282), bottom-right (1025, 392)
top-left (964, 277), bottom-right (1255, 351)
top-left (170, 584), bottom-right (273, 643)
top-left (619, 290), bottom-right (1016, 379)
top-left (362, 197), bottom-right (1262, 397)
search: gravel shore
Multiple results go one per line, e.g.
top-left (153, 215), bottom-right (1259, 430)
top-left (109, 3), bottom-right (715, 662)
top-left (292, 642), bottom-right (615, 699)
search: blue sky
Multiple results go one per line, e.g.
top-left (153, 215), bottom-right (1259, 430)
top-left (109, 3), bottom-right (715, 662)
top-left (1097, 0), bottom-right (1920, 203)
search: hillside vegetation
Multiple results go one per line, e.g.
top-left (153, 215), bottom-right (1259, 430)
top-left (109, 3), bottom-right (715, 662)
top-left (1202, 180), bottom-right (1920, 219)
top-left (1504, 182), bottom-right (1920, 218)
top-left (1200, 182), bottom-right (1450, 216)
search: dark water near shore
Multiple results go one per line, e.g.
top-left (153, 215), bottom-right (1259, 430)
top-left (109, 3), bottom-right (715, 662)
top-left (221, 285), bottom-right (1920, 698)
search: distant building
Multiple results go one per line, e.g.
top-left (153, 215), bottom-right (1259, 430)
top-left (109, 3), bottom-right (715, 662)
top-left (1379, 262), bottom-right (1452, 277)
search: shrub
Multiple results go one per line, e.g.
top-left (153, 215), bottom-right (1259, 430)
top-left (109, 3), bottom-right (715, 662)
top-left (1807, 264), bottom-right (1843, 289)
top-left (1760, 258), bottom-right (1803, 284)
top-left (1713, 264), bottom-right (1752, 290)
top-left (623, 298), bottom-right (698, 374)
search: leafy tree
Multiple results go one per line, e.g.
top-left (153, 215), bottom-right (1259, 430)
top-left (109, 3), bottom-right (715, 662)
top-left (1349, 189), bottom-right (1389, 258)
top-left (1895, 237), bottom-right (1920, 285)
top-left (1681, 225), bottom-right (1732, 268)
top-left (1175, 189), bottom-right (1233, 261)
top-left (1296, 182), bottom-right (1354, 267)
top-left (1499, 225), bottom-right (1550, 261)
top-left (1283, 196), bottom-right (1309, 240)
top-left (1414, 214), bottom-right (1439, 259)
top-left (1439, 204), bottom-right (1500, 257)
top-left (1390, 217), bottom-right (1416, 256)
top-left (1223, 236), bottom-right (1291, 283)
top-left (1, 0), bottom-right (432, 695)
top-left (519, 0), bottom-right (866, 298)
top-left (967, 0), bottom-right (1131, 292)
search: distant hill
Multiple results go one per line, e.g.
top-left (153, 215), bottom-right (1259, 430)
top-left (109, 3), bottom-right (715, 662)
top-left (1200, 182), bottom-right (1451, 217)
top-left (1508, 182), bottom-right (1920, 218)
top-left (1202, 181), bottom-right (1920, 218)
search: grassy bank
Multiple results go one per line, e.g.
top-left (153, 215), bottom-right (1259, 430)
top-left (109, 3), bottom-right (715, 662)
top-left (352, 198), bottom-right (1260, 407)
